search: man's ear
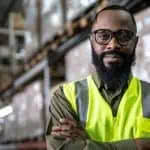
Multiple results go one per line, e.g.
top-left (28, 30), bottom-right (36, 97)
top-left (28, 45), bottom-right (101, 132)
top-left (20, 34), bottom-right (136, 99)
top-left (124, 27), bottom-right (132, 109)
top-left (134, 36), bottom-right (139, 50)
top-left (89, 35), bottom-right (93, 49)
top-left (131, 36), bottom-right (138, 56)
top-left (89, 34), bottom-right (92, 42)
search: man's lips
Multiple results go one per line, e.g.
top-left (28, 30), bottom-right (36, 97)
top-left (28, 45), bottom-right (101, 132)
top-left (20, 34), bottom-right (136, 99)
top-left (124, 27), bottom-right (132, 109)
top-left (103, 54), bottom-right (123, 63)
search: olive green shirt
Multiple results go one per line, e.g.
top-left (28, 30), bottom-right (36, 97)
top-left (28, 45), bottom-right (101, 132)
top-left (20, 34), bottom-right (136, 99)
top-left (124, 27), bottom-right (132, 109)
top-left (46, 73), bottom-right (137, 150)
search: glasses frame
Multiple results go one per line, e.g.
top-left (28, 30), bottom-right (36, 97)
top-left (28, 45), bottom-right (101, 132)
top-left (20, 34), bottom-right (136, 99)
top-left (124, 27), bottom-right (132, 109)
top-left (91, 29), bottom-right (135, 46)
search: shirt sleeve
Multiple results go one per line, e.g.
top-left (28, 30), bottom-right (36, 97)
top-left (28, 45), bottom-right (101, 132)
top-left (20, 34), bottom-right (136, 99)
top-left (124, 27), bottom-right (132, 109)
top-left (46, 86), bottom-right (137, 150)
top-left (46, 85), bottom-right (86, 150)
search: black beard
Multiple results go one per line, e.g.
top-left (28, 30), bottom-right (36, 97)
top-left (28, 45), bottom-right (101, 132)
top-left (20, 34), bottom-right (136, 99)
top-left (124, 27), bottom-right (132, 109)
top-left (92, 47), bottom-right (135, 89)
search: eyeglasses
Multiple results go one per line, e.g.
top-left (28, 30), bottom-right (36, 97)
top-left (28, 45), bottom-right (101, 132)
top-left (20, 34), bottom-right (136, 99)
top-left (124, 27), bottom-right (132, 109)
top-left (91, 29), bottom-right (135, 46)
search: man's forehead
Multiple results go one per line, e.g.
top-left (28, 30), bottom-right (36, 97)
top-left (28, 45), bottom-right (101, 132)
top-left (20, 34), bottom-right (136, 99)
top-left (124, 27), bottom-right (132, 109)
top-left (92, 10), bottom-right (135, 31)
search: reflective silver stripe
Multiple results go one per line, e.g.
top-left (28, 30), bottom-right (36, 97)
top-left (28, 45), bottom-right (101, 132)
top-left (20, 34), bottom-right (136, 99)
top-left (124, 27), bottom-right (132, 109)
top-left (141, 81), bottom-right (150, 118)
top-left (75, 79), bottom-right (89, 126)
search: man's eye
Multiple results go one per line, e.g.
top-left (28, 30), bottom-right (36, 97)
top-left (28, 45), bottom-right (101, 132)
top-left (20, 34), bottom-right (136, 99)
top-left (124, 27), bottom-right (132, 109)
top-left (97, 33), bottom-right (110, 40)
top-left (119, 34), bottom-right (129, 42)
top-left (118, 30), bottom-right (133, 42)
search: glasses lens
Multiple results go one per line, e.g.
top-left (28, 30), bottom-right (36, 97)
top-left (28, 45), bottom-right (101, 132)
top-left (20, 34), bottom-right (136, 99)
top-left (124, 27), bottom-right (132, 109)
top-left (95, 30), bottom-right (111, 45)
top-left (116, 30), bottom-right (134, 45)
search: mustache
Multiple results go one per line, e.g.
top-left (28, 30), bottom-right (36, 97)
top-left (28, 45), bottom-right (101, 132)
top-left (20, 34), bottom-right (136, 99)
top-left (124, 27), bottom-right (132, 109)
top-left (99, 50), bottom-right (129, 60)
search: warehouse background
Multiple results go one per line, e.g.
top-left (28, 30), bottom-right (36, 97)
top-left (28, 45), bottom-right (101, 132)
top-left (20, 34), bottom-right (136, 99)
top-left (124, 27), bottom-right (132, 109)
top-left (0, 0), bottom-right (149, 149)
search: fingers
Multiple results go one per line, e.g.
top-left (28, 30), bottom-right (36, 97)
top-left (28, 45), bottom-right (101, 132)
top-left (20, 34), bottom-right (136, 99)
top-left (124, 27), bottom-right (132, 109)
top-left (52, 124), bottom-right (73, 133)
top-left (51, 128), bottom-right (72, 138)
top-left (51, 118), bottom-right (86, 140)
top-left (59, 118), bottom-right (77, 128)
top-left (51, 125), bottom-right (76, 140)
top-left (51, 124), bottom-right (75, 137)
top-left (59, 118), bottom-right (86, 138)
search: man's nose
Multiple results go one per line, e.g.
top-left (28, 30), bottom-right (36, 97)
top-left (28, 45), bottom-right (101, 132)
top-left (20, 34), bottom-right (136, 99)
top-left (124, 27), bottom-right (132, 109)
top-left (106, 37), bottom-right (121, 50)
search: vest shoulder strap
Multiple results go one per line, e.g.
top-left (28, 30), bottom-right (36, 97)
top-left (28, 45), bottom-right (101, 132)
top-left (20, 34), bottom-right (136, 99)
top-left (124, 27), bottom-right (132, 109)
top-left (75, 78), bottom-right (89, 126)
top-left (141, 80), bottom-right (150, 118)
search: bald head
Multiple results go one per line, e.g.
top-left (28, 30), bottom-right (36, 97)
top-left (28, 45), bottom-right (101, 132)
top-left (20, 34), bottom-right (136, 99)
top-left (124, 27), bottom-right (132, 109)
top-left (92, 5), bottom-right (137, 33)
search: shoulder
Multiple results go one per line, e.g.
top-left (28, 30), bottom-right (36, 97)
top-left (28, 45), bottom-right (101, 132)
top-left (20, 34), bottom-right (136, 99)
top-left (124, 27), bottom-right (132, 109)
top-left (132, 77), bottom-right (150, 94)
top-left (138, 79), bottom-right (150, 97)
top-left (51, 76), bottom-right (89, 97)
top-left (133, 76), bottom-right (150, 87)
top-left (62, 76), bottom-right (89, 89)
top-left (140, 79), bottom-right (150, 88)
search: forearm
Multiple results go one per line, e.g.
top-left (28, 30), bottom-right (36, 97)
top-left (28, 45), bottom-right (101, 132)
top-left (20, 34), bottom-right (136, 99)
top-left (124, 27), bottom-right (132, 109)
top-left (46, 135), bottom-right (86, 150)
top-left (85, 139), bottom-right (137, 150)
top-left (46, 135), bottom-right (68, 150)
top-left (135, 138), bottom-right (150, 150)
top-left (46, 135), bottom-right (137, 150)
top-left (66, 138), bottom-right (150, 150)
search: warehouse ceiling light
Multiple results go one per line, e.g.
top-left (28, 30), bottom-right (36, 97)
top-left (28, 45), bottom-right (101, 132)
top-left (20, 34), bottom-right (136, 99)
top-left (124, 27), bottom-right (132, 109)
top-left (0, 105), bottom-right (13, 118)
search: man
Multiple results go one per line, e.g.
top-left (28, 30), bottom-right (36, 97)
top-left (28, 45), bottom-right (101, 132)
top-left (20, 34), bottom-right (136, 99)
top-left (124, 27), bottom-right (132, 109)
top-left (46, 5), bottom-right (150, 150)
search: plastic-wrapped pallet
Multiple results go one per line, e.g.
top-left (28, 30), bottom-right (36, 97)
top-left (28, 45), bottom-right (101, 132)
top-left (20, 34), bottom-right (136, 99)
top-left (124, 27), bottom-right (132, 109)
top-left (1, 81), bottom-right (44, 141)
top-left (24, 0), bottom-right (98, 58)
top-left (24, 0), bottom-right (63, 58)
top-left (65, 40), bottom-right (91, 81)
top-left (133, 7), bottom-right (150, 82)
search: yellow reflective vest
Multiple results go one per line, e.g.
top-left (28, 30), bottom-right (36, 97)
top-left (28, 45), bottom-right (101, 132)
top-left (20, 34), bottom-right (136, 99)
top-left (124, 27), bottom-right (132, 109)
top-left (63, 76), bottom-right (150, 142)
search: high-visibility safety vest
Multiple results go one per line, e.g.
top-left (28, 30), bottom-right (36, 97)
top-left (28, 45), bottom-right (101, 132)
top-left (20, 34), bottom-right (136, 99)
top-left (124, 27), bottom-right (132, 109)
top-left (63, 76), bottom-right (150, 142)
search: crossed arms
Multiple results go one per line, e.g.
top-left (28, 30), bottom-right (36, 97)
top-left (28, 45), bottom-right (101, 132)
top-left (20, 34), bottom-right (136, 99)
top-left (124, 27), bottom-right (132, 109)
top-left (46, 87), bottom-right (150, 150)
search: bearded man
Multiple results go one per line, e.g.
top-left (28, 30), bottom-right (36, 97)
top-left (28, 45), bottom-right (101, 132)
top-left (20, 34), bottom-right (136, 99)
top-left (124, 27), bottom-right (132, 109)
top-left (46, 5), bottom-right (150, 150)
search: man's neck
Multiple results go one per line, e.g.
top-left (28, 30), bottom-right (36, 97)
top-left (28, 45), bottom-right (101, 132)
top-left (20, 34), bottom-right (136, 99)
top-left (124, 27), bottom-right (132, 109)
top-left (101, 73), bottom-right (131, 91)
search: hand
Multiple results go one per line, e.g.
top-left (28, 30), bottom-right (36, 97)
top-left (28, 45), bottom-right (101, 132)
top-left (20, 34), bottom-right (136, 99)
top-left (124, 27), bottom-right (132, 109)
top-left (51, 118), bottom-right (87, 140)
top-left (135, 139), bottom-right (150, 150)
